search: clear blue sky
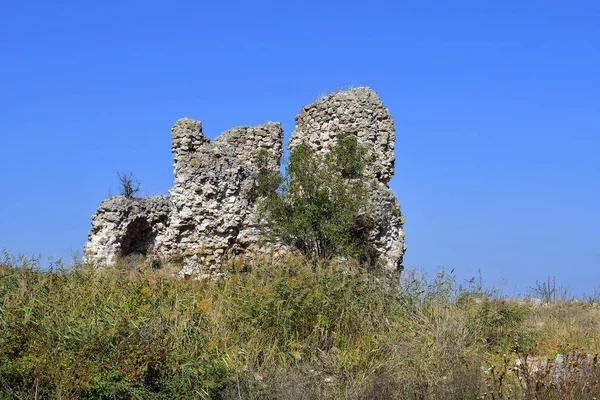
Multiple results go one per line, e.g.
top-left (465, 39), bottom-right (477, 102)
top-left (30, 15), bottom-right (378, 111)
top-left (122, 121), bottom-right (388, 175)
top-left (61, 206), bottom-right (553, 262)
top-left (1, 1), bottom-right (598, 295)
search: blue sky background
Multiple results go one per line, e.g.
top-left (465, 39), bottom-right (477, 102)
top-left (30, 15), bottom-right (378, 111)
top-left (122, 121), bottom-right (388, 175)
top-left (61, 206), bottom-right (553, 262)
top-left (1, 1), bottom-right (598, 295)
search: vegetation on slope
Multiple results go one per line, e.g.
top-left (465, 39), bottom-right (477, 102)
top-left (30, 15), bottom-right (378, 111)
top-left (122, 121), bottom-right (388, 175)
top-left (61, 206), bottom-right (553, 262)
top-left (1, 251), bottom-right (599, 399)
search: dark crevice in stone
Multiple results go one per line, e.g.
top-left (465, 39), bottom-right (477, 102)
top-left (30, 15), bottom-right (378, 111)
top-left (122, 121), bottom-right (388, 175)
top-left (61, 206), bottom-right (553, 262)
top-left (121, 217), bottom-right (155, 256)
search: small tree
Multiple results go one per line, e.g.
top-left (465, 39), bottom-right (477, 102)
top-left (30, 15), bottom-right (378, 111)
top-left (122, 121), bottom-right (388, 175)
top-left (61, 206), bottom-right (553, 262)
top-left (255, 133), bottom-right (375, 263)
top-left (117, 171), bottom-right (141, 199)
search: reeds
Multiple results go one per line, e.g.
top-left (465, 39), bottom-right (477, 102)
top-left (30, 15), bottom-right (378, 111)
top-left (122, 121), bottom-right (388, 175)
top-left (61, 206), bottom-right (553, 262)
top-left (0, 252), bottom-right (599, 399)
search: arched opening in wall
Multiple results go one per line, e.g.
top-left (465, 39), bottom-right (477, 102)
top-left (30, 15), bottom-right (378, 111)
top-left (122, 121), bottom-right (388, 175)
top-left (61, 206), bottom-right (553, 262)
top-left (120, 217), bottom-right (155, 257)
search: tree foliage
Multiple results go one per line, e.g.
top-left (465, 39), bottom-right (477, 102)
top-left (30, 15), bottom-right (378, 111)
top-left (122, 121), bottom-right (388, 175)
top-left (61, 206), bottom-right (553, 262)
top-left (255, 133), bottom-right (375, 263)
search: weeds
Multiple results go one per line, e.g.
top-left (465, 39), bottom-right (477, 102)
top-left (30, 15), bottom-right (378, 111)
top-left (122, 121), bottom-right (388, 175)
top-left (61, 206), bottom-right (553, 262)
top-left (529, 275), bottom-right (571, 304)
top-left (1, 252), bottom-right (599, 399)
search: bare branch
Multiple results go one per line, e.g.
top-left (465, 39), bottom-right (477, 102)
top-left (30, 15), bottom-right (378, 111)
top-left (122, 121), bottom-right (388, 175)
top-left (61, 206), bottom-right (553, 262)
top-left (117, 171), bottom-right (141, 199)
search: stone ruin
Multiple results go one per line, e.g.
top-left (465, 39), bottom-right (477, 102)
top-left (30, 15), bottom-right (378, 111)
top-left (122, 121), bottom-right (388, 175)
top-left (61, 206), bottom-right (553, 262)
top-left (84, 87), bottom-right (407, 276)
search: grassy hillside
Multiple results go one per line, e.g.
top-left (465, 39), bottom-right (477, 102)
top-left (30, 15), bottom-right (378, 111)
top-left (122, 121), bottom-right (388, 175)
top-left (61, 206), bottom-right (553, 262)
top-left (1, 252), bottom-right (599, 399)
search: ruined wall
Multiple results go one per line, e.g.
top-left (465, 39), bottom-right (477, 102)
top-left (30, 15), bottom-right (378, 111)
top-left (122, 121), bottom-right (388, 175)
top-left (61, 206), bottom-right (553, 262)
top-left (84, 87), bottom-right (406, 275)
top-left (83, 195), bottom-right (170, 263)
top-left (156, 119), bottom-right (284, 274)
top-left (289, 88), bottom-right (396, 183)
top-left (289, 88), bottom-right (406, 273)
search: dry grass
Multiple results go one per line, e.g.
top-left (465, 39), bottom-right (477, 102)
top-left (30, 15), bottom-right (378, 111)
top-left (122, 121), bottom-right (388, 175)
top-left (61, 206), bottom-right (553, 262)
top-left (526, 301), bottom-right (600, 356)
top-left (1, 250), bottom-right (599, 399)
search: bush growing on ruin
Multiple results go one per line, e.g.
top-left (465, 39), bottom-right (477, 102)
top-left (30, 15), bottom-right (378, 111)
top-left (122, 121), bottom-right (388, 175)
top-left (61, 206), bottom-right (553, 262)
top-left (255, 133), bottom-right (375, 263)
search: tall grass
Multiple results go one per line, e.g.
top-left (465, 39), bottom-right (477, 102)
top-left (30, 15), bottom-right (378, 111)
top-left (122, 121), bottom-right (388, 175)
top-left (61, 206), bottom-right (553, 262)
top-left (1, 252), bottom-right (599, 399)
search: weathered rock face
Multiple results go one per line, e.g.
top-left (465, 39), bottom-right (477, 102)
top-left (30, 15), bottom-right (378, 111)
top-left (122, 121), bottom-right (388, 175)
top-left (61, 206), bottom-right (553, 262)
top-left (289, 88), bottom-right (396, 183)
top-left (157, 119), bottom-right (284, 273)
top-left (84, 87), bottom-right (406, 275)
top-left (83, 195), bottom-right (170, 263)
top-left (289, 88), bottom-right (406, 272)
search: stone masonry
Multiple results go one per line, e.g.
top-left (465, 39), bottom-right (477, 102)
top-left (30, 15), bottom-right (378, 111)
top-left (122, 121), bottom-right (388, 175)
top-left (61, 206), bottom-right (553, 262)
top-left (156, 119), bottom-right (284, 274)
top-left (84, 87), bottom-right (406, 275)
top-left (84, 195), bottom-right (170, 264)
top-left (289, 88), bottom-right (406, 272)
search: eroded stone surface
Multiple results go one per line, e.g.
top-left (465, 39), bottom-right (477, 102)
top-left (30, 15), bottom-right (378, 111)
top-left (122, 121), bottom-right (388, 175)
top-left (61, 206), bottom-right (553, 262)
top-left (289, 88), bottom-right (406, 273)
top-left (83, 195), bottom-right (170, 263)
top-left (157, 120), bottom-right (284, 273)
top-left (289, 88), bottom-right (396, 183)
top-left (84, 87), bottom-right (406, 275)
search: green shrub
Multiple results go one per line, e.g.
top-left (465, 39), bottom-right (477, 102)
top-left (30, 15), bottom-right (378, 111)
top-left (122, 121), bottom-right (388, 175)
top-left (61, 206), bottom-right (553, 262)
top-left (254, 134), bottom-right (374, 263)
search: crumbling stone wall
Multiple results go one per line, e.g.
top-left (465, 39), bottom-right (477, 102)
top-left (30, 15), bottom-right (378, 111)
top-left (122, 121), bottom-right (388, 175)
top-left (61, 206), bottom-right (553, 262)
top-left (84, 87), bottom-right (406, 275)
top-left (289, 88), bottom-right (396, 183)
top-left (84, 195), bottom-right (170, 263)
top-left (289, 88), bottom-right (406, 272)
top-left (156, 119), bottom-right (284, 273)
